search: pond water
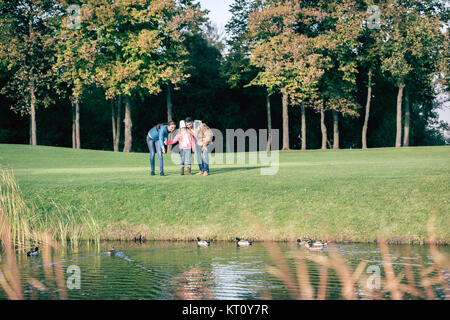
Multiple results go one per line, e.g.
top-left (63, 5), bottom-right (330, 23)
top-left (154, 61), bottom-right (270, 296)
top-left (0, 241), bottom-right (449, 300)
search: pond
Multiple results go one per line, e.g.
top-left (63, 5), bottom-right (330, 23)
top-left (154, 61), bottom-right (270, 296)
top-left (0, 241), bottom-right (449, 300)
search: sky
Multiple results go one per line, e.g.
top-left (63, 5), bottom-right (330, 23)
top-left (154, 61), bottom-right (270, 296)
top-left (198, 0), bottom-right (234, 31)
top-left (197, 0), bottom-right (450, 125)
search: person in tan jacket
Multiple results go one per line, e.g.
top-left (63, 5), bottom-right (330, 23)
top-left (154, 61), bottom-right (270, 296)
top-left (190, 119), bottom-right (213, 176)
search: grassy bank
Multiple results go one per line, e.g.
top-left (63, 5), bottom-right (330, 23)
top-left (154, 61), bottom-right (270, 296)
top-left (0, 144), bottom-right (449, 243)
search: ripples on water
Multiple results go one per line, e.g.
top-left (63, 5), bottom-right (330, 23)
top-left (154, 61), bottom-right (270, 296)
top-left (0, 242), bottom-right (448, 300)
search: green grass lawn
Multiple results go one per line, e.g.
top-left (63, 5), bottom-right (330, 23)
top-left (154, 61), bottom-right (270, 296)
top-left (0, 144), bottom-right (449, 243)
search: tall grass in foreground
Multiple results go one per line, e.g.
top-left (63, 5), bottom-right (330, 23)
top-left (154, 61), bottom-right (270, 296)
top-left (259, 240), bottom-right (449, 300)
top-left (0, 169), bottom-right (33, 247)
top-left (258, 211), bottom-right (449, 300)
top-left (0, 167), bottom-right (100, 247)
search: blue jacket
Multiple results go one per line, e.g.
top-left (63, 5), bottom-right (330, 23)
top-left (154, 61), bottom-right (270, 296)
top-left (148, 125), bottom-right (169, 149)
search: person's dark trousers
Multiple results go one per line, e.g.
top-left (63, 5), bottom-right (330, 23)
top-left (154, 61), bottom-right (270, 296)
top-left (146, 136), bottom-right (164, 174)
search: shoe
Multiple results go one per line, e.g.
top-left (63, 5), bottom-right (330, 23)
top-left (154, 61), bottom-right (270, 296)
top-left (151, 171), bottom-right (155, 176)
top-left (180, 167), bottom-right (184, 175)
top-left (196, 171), bottom-right (204, 175)
top-left (160, 172), bottom-right (165, 176)
top-left (187, 167), bottom-right (191, 175)
top-left (203, 171), bottom-right (209, 176)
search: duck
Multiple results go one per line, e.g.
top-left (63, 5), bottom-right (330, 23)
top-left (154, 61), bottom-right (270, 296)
top-left (133, 234), bottom-right (146, 243)
top-left (236, 237), bottom-right (252, 246)
top-left (197, 237), bottom-right (210, 247)
top-left (304, 240), bottom-right (328, 251)
top-left (26, 246), bottom-right (39, 257)
top-left (107, 248), bottom-right (117, 256)
top-left (315, 240), bottom-right (328, 247)
top-left (296, 238), bottom-right (310, 246)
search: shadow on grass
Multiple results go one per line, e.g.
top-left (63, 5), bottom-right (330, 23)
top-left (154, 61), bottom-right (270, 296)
top-left (209, 166), bottom-right (263, 175)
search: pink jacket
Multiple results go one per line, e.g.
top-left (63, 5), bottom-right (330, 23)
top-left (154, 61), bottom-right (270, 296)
top-left (167, 131), bottom-right (196, 151)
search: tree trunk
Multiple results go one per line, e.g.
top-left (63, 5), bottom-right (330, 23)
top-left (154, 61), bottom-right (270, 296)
top-left (395, 82), bottom-right (405, 148)
top-left (266, 93), bottom-right (272, 151)
top-left (111, 97), bottom-right (122, 152)
top-left (320, 103), bottom-right (327, 150)
top-left (332, 109), bottom-right (339, 150)
top-left (28, 16), bottom-right (37, 146)
top-left (30, 80), bottom-right (37, 146)
top-left (403, 86), bottom-right (410, 147)
top-left (167, 84), bottom-right (173, 153)
top-left (72, 100), bottom-right (76, 149)
top-left (75, 98), bottom-right (80, 149)
top-left (282, 92), bottom-right (289, 150)
top-left (123, 96), bottom-right (132, 152)
top-left (301, 104), bottom-right (306, 150)
top-left (362, 70), bottom-right (372, 149)
top-left (115, 96), bottom-right (122, 152)
top-left (112, 99), bottom-right (116, 151)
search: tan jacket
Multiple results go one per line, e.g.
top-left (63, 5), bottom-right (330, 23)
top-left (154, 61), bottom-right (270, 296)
top-left (193, 124), bottom-right (213, 147)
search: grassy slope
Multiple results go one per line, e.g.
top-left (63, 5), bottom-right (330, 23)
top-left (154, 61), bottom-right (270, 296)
top-left (0, 144), bottom-right (449, 243)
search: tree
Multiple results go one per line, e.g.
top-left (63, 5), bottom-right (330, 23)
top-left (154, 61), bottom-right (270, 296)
top-left (111, 95), bottom-right (122, 151)
top-left (247, 1), bottom-right (300, 151)
top-left (0, 0), bottom-right (58, 145)
top-left (379, 3), bottom-right (411, 148)
top-left (283, 2), bottom-right (328, 151)
top-left (316, 0), bottom-right (362, 150)
top-left (285, 37), bottom-right (325, 151)
top-left (92, 0), bottom-right (203, 152)
top-left (362, 69), bottom-right (373, 149)
top-left (53, 1), bottom-right (98, 149)
top-left (249, 0), bottom-right (360, 151)
top-left (359, 1), bottom-right (384, 149)
top-left (225, 0), bottom-right (276, 151)
top-left (379, 0), bottom-right (445, 148)
top-left (249, 1), bottom-right (292, 150)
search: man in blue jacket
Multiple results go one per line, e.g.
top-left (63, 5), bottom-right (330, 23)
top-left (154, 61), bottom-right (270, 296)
top-left (146, 121), bottom-right (176, 176)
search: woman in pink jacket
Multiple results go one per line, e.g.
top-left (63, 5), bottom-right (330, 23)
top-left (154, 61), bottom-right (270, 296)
top-left (166, 120), bottom-right (196, 175)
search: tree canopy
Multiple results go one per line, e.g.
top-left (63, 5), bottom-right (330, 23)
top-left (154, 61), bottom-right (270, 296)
top-left (0, 0), bottom-right (448, 150)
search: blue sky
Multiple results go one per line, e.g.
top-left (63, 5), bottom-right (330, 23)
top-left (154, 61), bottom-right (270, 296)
top-left (197, 0), bottom-right (449, 125)
top-left (198, 0), bottom-right (233, 30)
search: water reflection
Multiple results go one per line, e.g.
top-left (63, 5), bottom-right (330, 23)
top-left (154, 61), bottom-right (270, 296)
top-left (0, 241), bottom-right (448, 300)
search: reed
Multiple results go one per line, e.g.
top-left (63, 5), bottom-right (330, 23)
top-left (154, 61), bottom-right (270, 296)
top-left (0, 167), bottom-right (100, 247)
top-left (0, 168), bottom-right (35, 248)
top-left (262, 211), bottom-right (449, 300)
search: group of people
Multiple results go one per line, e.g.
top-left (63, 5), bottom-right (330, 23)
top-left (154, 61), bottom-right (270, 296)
top-left (146, 117), bottom-right (213, 176)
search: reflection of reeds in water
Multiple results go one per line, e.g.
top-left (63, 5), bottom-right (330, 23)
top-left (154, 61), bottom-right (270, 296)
top-left (0, 209), bottom-right (68, 299)
top-left (262, 210), bottom-right (449, 300)
top-left (0, 210), bottom-right (23, 299)
top-left (0, 167), bottom-right (100, 247)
